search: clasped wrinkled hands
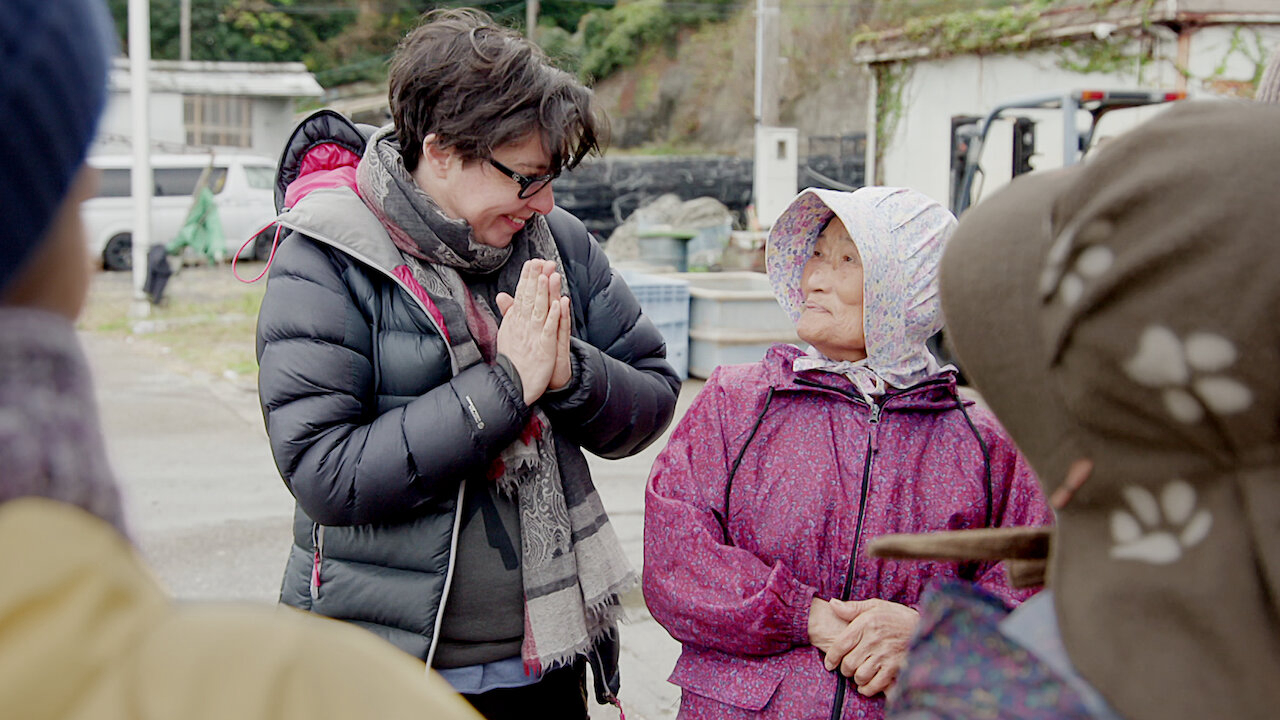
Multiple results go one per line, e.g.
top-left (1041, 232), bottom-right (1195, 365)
top-left (808, 597), bottom-right (920, 698)
top-left (496, 259), bottom-right (572, 406)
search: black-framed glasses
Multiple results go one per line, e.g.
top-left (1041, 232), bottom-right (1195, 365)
top-left (488, 158), bottom-right (559, 199)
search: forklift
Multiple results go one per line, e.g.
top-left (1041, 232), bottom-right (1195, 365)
top-left (948, 88), bottom-right (1186, 216)
top-left (934, 89), bottom-right (1186, 376)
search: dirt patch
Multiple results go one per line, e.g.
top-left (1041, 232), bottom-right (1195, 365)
top-left (78, 261), bottom-right (269, 392)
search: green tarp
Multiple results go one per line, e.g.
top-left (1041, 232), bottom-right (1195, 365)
top-left (167, 186), bottom-right (224, 265)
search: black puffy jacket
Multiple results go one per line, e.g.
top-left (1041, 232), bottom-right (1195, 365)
top-left (255, 112), bottom-right (680, 679)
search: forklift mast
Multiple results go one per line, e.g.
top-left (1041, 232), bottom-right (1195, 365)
top-left (949, 89), bottom-right (1185, 216)
top-left (937, 89), bottom-right (1184, 382)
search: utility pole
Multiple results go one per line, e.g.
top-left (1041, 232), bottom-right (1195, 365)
top-left (752, 0), bottom-right (794, 229)
top-left (526, 0), bottom-right (539, 41)
top-left (180, 0), bottom-right (191, 61)
top-left (129, 0), bottom-right (153, 308)
top-left (753, 0), bottom-right (780, 127)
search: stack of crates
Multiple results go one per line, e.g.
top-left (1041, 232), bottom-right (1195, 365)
top-left (617, 269), bottom-right (690, 380)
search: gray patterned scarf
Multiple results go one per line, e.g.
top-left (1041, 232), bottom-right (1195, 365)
top-left (0, 309), bottom-right (126, 535)
top-left (356, 127), bottom-right (634, 673)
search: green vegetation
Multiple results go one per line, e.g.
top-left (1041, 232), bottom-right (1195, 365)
top-left (870, 0), bottom-right (1038, 27)
top-left (562, 0), bottom-right (738, 82)
top-left (871, 62), bottom-right (910, 184)
top-left (576, 0), bottom-right (680, 82)
top-left (106, 0), bottom-right (617, 87)
top-left (1211, 27), bottom-right (1270, 86)
top-left (855, 1), bottom-right (1051, 58)
top-left (1055, 36), bottom-right (1148, 76)
top-left (109, 0), bottom-right (350, 65)
top-left (106, 0), bottom-right (755, 88)
top-left (853, 0), bottom-right (1163, 61)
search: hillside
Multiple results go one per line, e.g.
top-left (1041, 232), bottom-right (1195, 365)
top-left (591, 2), bottom-right (869, 156)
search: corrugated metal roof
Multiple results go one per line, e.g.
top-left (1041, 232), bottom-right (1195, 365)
top-left (853, 2), bottom-right (1280, 64)
top-left (108, 58), bottom-right (323, 97)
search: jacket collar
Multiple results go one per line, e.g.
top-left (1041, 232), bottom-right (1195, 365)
top-left (761, 344), bottom-right (963, 411)
top-left (275, 186), bottom-right (403, 274)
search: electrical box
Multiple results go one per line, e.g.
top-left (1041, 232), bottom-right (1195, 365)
top-left (752, 125), bottom-right (799, 229)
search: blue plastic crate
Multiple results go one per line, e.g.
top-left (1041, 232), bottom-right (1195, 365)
top-left (617, 269), bottom-right (690, 380)
top-left (653, 318), bottom-right (689, 381)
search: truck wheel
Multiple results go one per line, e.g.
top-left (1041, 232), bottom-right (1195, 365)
top-left (103, 233), bottom-right (132, 271)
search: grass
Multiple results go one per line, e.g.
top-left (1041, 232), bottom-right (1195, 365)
top-left (77, 262), bottom-right (268, 384)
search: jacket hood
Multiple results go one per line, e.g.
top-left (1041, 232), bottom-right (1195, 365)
top-left (0, 498), bottom-right (164, 719)
top-left (765, 187), bottom-right (956, 389)
top-left (267, 110), bottom-right (407, 276)
top-left (274, 109), bottom-right (378, 214)
top-left (939, 101), bottom-right (1280, 720)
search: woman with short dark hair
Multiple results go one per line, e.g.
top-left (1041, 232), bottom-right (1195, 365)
top-left (255, 10), bottom-right (680, 719)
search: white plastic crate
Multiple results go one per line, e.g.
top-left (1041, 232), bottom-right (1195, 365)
top-left (688, 327), bottom-right (799, 379)
top-left (617, 269), bottom-right (690, 380)
top-left (671, 272), bottom-right (801, 378)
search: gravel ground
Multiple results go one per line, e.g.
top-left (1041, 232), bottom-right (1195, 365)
top-left (80, 259), bottom-right (269, 392)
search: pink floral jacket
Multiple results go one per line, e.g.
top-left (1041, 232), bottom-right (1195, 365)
top-left (643, 344), bottom-right (1054, 719)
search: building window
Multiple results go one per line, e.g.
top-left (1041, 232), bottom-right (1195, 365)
top-left (184, 95), bottom-right (252, 148)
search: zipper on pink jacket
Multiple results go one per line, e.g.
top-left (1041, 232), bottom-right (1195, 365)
top-left (791, 374), bottom-right (977, 719)
top-left (830, 400), bottom-right (880, 720)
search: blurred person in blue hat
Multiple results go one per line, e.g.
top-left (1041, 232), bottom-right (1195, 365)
top-left (0, 1), bottom-right (481, 718)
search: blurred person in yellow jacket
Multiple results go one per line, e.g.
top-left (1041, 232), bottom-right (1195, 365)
top-left (0, 1), bottom-right (480, 718)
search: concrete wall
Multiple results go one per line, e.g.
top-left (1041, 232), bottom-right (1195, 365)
top-left (95, 92), bottom-right (296, 163)
top-left (250, 99), bottom-right (297, 161)
top-left (1184, 24), bottom-right (1280, 87)
top-left (96, 91), bottom-right (187, 154)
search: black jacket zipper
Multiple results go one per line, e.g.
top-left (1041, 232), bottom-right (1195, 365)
top-left (828, 401), bottom-right (880, 720)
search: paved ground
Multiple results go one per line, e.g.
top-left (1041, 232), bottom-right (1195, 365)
top-left (84, 287), bottom-right (699, 719)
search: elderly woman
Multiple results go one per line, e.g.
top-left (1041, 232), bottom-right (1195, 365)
top-left (642, 187), bottom-right (1054, 719)
top-left (255, 9), bottom-right (679, 719)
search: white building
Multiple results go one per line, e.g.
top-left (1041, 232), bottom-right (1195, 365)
top-left (96, 59), bottom-right (324, 161)
top-left (855, 0), bottom-right (1280, 210)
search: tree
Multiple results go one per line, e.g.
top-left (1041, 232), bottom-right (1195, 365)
top-left (105, 0), bottom-right (622, 87)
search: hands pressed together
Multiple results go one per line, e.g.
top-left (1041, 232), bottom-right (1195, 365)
top-left (495, 259), bottom-right (573, 406)
top-left (808, 596), bottom-right (920, 698)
